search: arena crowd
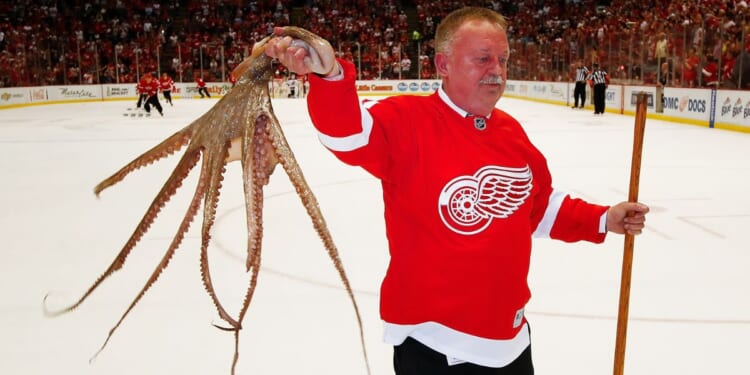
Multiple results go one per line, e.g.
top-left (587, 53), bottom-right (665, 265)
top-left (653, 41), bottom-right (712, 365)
top-left (1, 0), bottom-right (748, 88)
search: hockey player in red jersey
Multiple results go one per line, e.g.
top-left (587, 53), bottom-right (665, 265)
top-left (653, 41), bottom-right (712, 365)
top-left (267, 8), bottom-right (648, 374)
top-left (135, 76), bottom-right (148, 109)
top-left (195, 75), bottom-right (211, 98)
top-left (159, 72), bottom-right (175, 106)
top-left (141, 73), bottom-right (163, 116)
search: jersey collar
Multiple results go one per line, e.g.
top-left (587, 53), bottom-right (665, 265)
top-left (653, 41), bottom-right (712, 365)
top-left (437, 86), bottom-right (493, 119)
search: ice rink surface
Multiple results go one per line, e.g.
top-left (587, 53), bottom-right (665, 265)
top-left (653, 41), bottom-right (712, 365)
top-left (1, 95), bottom-right (748, 375)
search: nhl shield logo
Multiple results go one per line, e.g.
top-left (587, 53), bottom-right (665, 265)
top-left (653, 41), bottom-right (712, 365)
top-left (474, 117), bottom-right (487, 130)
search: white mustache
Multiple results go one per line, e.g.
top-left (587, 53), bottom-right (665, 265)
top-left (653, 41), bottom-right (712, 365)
top-left (480, 76), bottom-right (504, 85)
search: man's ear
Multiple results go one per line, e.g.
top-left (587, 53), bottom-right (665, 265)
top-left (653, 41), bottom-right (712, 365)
top-left (435, 53), bottom-right (448, 76)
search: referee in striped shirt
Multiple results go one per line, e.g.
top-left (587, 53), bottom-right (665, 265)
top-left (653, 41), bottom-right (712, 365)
top-left (572, 60), bottom-right (589, 109)
top-left (587, 63), bottom-right (609, 115)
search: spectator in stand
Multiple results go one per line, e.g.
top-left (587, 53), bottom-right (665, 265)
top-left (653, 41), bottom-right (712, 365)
top-left (654, 32), bottom-right (668, 66)
top-left (196, 75), bottom-right (211, 98)
top-left (721, 49), bottom-right (738, 87)
top-left (159, 72), bottom-right (175, 106)
top-left (658, 62), bottom-right (672, 87)
top-left (702, 55), bottom-right (719, 87)
top-left (731, 48), bottom-right (750, 89)
top-left (420, 63), bottom-right (434, 79)
top-left (683, 47), bottom-right (700, 88)
top-left (400, 53), bottom-right (412, 78)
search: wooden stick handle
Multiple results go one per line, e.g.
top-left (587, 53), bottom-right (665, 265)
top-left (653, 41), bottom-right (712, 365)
top-left (613, 91), bottom-right (648, 375)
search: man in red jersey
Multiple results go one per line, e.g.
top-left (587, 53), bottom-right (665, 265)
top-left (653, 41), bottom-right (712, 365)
top-left (141, 73), bottom-right (163, 116)
top-left (195, 75), bottom-right (211, 98)
top-left (135, 75), bottom-right (148, 109)
top-left (159, 72), bottom-right (175, 106)
top-left (267, 7), bottom-right (648, 374)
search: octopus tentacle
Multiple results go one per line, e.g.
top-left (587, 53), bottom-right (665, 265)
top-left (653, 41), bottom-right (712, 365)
top-left (242, 161), bottom-right (263, 273)
top-left (224, 114), bottom-right (274, 374)
top-left (198, 144), bottom-right (243, 330)
top-left (95, 130), bottom-right (192, 196)
top-left (44, 149), bottom-right (202, 317)
top-left (266, 111), bottom-right (371, 373)
top-left (242, 113), bottom-right (275, 270)
top-left (231, 258), bottom-right (261, 375)
top-left (89, 152), bottom-right (208, 362)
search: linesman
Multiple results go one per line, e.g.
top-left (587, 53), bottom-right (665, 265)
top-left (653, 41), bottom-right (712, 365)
top-left (572, 60), bottom-right (589, 109)
top-left (587, 63), bottom-right (609, 115)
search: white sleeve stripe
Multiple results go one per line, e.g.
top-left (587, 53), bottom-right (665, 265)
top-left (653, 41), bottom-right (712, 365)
top-left (316, 101), bottom-right (377, 152)
top-left (533, 190), bottom-right (567, 238)
top-left (598, 211), bottom-right (608, 233)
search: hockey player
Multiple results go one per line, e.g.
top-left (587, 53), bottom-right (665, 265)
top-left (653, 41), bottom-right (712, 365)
top-left (266, 7), bottom-right (649, 374)
top-left (141, 73), bottom-right (163, 116)
top-left (159, 72), bottom-right (175, 106)
top-left (196, 75), bottom-right (211, 98)
top-left (135, 76), bottom-right (148, 109)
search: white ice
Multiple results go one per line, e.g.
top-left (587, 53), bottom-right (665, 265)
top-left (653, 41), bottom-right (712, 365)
top-left (1, 96), bottom-right (748, 375)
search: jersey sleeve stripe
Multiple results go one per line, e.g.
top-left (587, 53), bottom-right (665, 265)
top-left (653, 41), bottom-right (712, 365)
top-left (316, 100), bottom-right (377, 152)
top-left (532, 190), bottom-right (567, 238)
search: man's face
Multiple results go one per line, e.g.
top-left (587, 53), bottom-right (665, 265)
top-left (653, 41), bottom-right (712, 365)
top-left (436, 20), bottom-right (509, 116)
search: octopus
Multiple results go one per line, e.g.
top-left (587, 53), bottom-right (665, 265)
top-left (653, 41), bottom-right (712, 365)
top-left (44, 27), bottom-right (370, 374)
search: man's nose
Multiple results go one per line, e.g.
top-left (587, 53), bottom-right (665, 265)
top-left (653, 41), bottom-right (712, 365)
top-left (489, 58), bottom-right (505, 74)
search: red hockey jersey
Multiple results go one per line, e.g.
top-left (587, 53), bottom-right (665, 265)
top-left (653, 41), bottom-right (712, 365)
top-left (307, 59), bottom-right (608, 350)
top-left (141, 78), bottom-right (159, 97)
top-left (159, 76), bottom-right (174, 91)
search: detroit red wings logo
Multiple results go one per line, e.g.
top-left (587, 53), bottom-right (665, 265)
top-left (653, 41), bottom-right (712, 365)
top-left (438, 165), bottom-right (533, 235)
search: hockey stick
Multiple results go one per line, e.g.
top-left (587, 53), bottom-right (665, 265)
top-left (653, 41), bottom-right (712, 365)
top-left (613, 91), bottom-right (648, 375)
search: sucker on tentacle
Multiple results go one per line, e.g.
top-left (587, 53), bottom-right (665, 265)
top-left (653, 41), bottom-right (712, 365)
top-left (44, 26), bottom-right (370, 375)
